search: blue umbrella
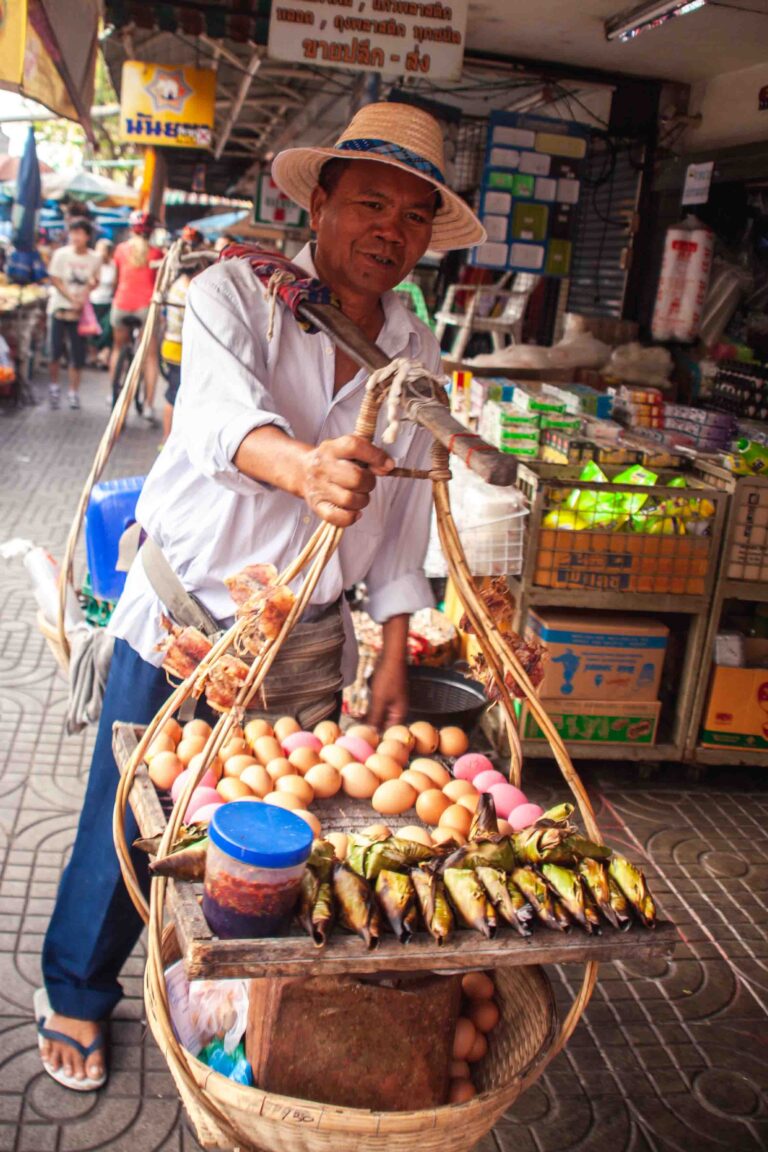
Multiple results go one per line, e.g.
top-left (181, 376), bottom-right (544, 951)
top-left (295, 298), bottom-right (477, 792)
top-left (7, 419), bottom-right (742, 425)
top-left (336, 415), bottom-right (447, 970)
top-left (12, 127), bottom-right (42, 252)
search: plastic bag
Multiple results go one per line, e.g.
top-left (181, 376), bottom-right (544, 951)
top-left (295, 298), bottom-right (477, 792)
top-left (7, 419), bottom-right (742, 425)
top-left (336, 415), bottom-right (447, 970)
top-left (77, 299), bottom-right (102, 338)
top-left (188, 978), bottom-right (250, 1054)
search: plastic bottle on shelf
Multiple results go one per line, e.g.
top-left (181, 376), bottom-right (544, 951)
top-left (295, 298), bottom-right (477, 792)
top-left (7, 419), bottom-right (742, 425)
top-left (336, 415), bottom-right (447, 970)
top-left (23, 547), bottom-right (85, 632)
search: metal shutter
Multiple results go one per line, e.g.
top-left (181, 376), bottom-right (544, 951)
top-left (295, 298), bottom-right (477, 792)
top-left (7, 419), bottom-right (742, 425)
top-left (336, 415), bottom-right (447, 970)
top-left (567, 141), bottom-right (643, 318)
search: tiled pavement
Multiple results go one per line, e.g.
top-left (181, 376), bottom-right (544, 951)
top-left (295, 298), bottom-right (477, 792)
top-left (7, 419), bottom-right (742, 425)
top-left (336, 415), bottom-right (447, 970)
top-left (1, 371), bottom-right (767, 1152)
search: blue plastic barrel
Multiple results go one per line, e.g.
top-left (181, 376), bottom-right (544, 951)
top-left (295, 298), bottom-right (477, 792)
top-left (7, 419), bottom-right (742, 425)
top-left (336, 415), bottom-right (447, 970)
top-left (85, 476), bottom-right (145, 602)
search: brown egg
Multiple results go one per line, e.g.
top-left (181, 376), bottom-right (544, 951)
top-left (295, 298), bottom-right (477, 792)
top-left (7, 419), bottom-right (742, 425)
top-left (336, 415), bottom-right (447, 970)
top-left (469, 1001), bottom-right (500, 1034)
top-left (452, 1017), bottom-right (477, 1061)
top-left (462, 971), bottom-right (495, 1001)
top-left (221, 737), bottom-right (250, 762)
top-left (289, 746), bottom-right (321, 775)
top-left (466, 1032), bottom-right (488, 1063)
top-left (396, 825), bottom-right (433, 847)
top-left (347, 723), bottom-right (380, 748)
top-left (263, 791), bottom-right (302, 811)
top-left (274, 715), bottom-right (301, 743)
top-left (383, 725), bottom-right (414, 750)
top-left (449, 1060), bottom-right (471, 1080)
top-left (497, 818), bottom-right (513, 836)
top-left (326, 831), bottom-right (348, 860)
top-left (266, 757), bottom-right (293, 782)
top-left (431, 827), bottom-right (467, 847)
top-left (188, 752), bottom-right (224, 782)
top-left (292, 809), bottom-right (322, 838)
top-left (448, 1079), bottom-right (476, 1104)
top-left (415, 788), bottom-right (452, 826)
top-left (376, 739), bottom-right (410, 767)
top-left (239, 763), bottom-right (273, 798)
top-left (276, 774), bottom-right (314, 806)
top-left (458, 793), bottom-right (481, 814)
top-left (409, 721), bottom-right (439, 755)
top-left (223, 753), bottom-right (258, 779)
top-left (176, 736), bottom-right (208, 766)
top-left (341, 763), bottom-right (379, 799)
top-left (443, 778), bottom-right (476, 802)
top-left (304, 763), bottom-right (341, 799)
top-left (148, 752), bottom-right (184, 791)
top-left (360, 823), bottom-right (393, 839)
top-left (372, 778), bottom-right (417, 816)
top-left (319, 744), bottom-right (354, 770)
top-left (228, 724), bottom-right (246, 742)
top-left (217, 777), bottom-right (253, 802)
top-left (183, 718), bottom-right (212, 740)
top-left (145, 733), bottom-right (176, 760)
top-left (161, 718), bottom-right (183, 745)
top-left (439, 726), bottom-right (470, 758)
top-left (244, 718), bottom-right (274, 747)
top-left (313, 719), bottom-right (341, 746)
top-left (253, 735), bottom-right (284, 766)
top-left (399, 769), bottom-right (433, 795)
top-left (365, 753), bottom-right (402, 782)
top-left (439, 804), bottom-right (473, 837)
top-left (411, 758), bottom-right (451, 788)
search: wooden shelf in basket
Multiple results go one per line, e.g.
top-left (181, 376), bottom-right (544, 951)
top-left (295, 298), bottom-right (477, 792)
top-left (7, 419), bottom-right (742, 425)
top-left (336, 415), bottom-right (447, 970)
top-left (114, 722), bottom-right (677, 981)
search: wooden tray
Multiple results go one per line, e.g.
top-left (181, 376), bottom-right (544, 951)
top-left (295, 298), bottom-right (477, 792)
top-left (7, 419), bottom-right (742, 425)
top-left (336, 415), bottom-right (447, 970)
top-left (114, 722), bottom-right (678, 980)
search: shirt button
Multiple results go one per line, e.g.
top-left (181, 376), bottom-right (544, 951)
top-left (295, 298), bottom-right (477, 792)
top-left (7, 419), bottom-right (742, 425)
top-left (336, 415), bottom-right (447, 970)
top-left (326, 345), bottom-right (333, 355)
top-left (303, 516), bottom-right (310, 525)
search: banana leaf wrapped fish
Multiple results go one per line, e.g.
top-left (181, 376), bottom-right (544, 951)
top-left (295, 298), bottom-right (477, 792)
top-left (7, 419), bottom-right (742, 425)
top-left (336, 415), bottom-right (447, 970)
top-left (411, 868), bottom-right (454, 945)
top-left (543, 835), bottom-right (612, 865)
top-left (136, 824), bottom-right (210, 881)
top-left (297, 841), bottom-right (336, 947)
top-left (346, 835), bottom-right (434, 881)
top-left (443, 837), bottom-right (516, 874)
top-left (443, 868), bottom-right (496, 938)
top-left (332, 862), bottom-right (382, 949)
top-left (469, 794), bottom-right (500, 842)
top-left (579, 858), bottom-right (620, 929)
top-left (535, 802), bottom-right (575, 827)
top-left (609, 853), bottom-right (657, 928)
top-left (511, 866), bottom-right (568, 932)
top-left (607, 875), bottom-right (633, 930)
top-left (375, 869), bottom-right (419, 942)
top-left (511, 824), bottom-right (575, 866)
top-left (476, 865), bottom-right (532, 937)
top-left (540, 863), bottom-right (593, 933)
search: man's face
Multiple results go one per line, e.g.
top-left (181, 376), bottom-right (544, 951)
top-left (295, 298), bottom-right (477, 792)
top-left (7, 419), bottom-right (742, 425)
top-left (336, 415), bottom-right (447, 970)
top-left (69, 227), bottom-right (88, 252)
top-left (310, 160), bottom-right (436, 299)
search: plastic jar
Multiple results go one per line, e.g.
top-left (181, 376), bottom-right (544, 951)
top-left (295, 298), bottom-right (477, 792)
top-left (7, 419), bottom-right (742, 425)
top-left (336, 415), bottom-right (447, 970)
top-left (203, 802), bottom-right (313, 939)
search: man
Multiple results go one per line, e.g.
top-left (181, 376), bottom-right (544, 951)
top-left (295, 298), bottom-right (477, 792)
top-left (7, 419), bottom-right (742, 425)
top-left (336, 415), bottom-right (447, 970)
top-left (47, 217), bottom-right (101, 409)
top-left (36, 101), bottom-right (485, 1090)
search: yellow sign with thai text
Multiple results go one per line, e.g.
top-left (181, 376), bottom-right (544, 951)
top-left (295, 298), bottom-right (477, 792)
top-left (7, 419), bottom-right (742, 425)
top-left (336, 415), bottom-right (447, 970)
top-left (119, 62), bottom-right (216, 150)
top-left (0, 0), bottom-right (27, 86)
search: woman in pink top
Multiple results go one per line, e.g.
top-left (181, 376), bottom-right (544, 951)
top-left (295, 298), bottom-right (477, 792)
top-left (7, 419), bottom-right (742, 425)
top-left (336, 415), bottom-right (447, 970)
top-left (110, 211), bottom-right (163, 423)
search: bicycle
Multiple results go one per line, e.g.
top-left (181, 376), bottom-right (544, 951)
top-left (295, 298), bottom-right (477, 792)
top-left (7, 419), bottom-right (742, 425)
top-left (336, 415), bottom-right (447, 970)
top-left (111, 314), bottom-right (147, 414)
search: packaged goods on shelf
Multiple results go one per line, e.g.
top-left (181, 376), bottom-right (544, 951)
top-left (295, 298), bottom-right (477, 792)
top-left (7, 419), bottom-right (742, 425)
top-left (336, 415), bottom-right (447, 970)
top-left (521, 698), bottom-right (661, 744)
top-left (611, 385), bottom-right (666, 430)
top-left (557, 382), bottom-right (614, 419)
top-left (525, 610), bottom-right (668, 702)
top-left (701, 638), bottom-right (768, 750)
top-left (510, 381), bottom-right (567, 415)
top-left (727, 438), bottom-right (768, 476)
top-left (449, 370), bottom-right (473, 425)
top-left (711, 361), bottom-right (768, 422)
top-left (664, 404), bottom-right (735, 452)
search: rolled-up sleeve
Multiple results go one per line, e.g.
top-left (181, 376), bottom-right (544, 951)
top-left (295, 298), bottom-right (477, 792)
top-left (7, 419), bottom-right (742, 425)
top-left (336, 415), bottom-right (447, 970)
top-left (175, 274), bottom-right (292, 495)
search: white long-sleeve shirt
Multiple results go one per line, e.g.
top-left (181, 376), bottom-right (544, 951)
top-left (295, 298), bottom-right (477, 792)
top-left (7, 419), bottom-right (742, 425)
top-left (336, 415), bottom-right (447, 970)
top-left (109, 244), bottom-right (439, 676)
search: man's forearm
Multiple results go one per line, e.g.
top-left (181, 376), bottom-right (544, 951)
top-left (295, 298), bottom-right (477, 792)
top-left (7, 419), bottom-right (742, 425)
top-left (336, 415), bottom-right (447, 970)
top-left (380, 614), bottom-right (410, 667)
top-left (233, 424), bottom-right (310, 497)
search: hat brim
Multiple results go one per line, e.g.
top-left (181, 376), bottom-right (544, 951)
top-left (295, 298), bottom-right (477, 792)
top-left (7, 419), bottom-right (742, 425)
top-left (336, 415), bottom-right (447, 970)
top-left (271, 147), bottom-right (486, 253)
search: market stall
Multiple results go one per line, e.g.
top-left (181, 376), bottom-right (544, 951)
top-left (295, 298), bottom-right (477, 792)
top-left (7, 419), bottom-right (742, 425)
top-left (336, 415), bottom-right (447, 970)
top-left (0, 283), bottom-right (47, 405)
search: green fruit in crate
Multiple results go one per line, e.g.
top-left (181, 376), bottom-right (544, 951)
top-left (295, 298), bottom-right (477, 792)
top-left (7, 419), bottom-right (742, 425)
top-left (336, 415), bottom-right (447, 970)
top-left (543, 508), bottom-right (588, 531)
top-left (645, 515), bottom-right (687, 536)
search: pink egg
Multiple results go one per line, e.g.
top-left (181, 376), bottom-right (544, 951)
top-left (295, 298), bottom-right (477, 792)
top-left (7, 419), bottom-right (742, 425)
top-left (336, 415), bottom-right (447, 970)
top-left (473, 769), bottom-right (508, 793)
top-left (336, 734), bottom-right (376, 763)
top-left (281, 731), bottom-right (322, 755)
top-left (171, 765), bottom-right (217, 803)
top-left (190, 802), bottom-right (223, 824)
top-left (507, 802), bottom-right (545, 832)
top-left (453, 753), bottom-right (495, 782)
top-left (488, 783), bottom-right (529, 820)
top-left (184, 787), bottom-right (222, 821)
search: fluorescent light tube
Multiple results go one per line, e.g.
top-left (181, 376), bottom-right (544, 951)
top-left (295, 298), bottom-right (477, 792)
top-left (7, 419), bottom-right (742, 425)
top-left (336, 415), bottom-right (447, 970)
top-left (605, 0), bottom-right (706, 41)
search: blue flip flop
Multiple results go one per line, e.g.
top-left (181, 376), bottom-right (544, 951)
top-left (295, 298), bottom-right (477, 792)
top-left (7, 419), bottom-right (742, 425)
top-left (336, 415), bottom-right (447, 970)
top-left (33, 987), bottom-right (108, 1092)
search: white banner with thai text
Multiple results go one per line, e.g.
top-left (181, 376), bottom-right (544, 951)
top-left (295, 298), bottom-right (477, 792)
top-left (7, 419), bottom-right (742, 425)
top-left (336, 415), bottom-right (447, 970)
top-left (267, 0), bottom-right (468, 80)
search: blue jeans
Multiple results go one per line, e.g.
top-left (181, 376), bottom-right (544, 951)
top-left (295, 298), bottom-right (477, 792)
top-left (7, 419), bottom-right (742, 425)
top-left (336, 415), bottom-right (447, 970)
top-left (42, 638), bottom-right (214, 1021)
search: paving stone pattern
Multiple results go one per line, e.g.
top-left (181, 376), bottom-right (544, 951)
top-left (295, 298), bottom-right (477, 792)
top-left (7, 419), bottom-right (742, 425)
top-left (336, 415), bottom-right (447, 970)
top-left (1, 373), bottom-right (767, 1152)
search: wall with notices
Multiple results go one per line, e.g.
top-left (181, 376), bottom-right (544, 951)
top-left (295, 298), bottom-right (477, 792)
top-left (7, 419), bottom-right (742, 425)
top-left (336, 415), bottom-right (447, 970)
top-left (686, 62), bottom-right (768, 152)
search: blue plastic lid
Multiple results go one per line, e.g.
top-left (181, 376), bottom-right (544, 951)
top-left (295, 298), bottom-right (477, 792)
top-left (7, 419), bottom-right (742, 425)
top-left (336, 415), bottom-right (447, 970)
top-left (209, 801), bottom-right (313, 868)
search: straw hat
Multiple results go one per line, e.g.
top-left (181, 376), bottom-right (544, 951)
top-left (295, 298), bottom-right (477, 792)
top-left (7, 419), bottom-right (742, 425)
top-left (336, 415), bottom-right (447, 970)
top-left (271, 102), bottom-right (486, 252)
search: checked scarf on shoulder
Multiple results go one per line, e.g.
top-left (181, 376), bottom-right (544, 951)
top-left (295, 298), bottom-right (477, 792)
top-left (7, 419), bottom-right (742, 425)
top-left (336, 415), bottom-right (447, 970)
top-left (217, 243), bottom-right (335, 334)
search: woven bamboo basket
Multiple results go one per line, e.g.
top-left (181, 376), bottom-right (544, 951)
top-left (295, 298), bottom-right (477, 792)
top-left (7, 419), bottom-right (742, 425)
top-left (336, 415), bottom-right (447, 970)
top-left (37, 610), bottom-right (70, 677)
top-left (111, 318), bottom-right (603, 1152)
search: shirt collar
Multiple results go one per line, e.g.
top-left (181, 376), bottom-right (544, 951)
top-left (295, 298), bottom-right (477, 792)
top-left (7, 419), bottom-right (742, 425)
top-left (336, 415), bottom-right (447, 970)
top-left (294, 242), bottom-right (423, 360)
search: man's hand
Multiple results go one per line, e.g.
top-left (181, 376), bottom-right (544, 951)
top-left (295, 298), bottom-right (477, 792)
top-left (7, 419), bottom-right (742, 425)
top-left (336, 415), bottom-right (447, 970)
top-left (301, 435), bottom-right (394, 528)
top-left (367, 613), bottom-right (410, 728)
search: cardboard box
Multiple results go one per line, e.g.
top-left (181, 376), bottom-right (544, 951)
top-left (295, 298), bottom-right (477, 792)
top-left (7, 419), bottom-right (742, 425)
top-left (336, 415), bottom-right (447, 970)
top-left (526, 610), bottom-right (668, 701)
top-left (522, 698), bottom-right (661, 744)
top-left (701, 639), bottom-right (768, 750)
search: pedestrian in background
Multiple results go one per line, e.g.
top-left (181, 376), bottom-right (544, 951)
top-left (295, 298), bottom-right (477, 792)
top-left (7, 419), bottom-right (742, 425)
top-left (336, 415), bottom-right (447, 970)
top-left (89, 239), bottom-right (116, 370)
top-left (110, 211), bottom-right (163, 423)
top-left (46, 217), bottom-right (101, 410)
